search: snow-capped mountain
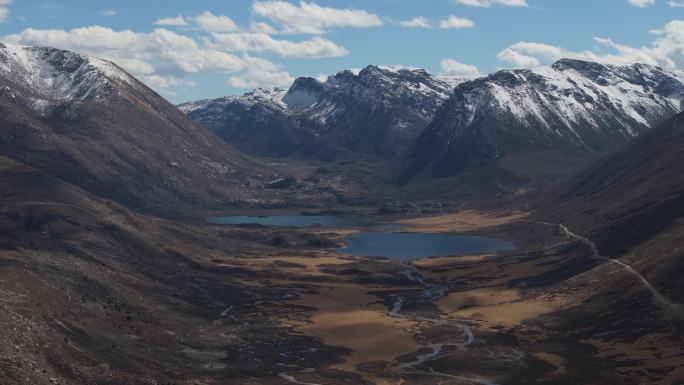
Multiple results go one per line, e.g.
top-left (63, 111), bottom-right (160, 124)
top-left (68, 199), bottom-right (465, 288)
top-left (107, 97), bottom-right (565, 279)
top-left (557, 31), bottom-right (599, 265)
top-left (177, 88), bottom-right (308, 157)
top-left (400, 59), bottom-right (684, 182)
top-left (180, 87), bottom-right (288, 116)
top-left (0, 44), bottom-right (266, 213)
top-left (0, 43), bottom-right (140, 116)
top-left (180, 65), bottom-right (463, 158)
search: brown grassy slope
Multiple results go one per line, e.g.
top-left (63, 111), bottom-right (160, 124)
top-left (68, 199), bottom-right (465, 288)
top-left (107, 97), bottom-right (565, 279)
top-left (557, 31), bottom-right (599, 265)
top-left (544, 112), bottom-right (684, 297)
top-left (549, 112), bottom-right (684, 255)
top-left (0, 156), bottom-right (330, 385)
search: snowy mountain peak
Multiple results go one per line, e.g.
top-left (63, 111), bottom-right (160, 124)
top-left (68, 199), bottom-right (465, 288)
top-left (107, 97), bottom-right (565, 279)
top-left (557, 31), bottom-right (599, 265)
top-left (182, 65), bottom-right (463, 158)
top-left (551, 58), bottom-right (609, 74)
top-left (242, 87), bottom-right (287, 107)
top-left (178, 87), bottom-right (287, 116)
top-left (283, 77), bottom-right (325, 111)
top-left (0, 44), bottom-right (133, 102)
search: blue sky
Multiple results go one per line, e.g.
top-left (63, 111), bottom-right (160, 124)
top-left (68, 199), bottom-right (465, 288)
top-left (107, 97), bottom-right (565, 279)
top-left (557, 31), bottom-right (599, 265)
top-left (0, 0), bottom-right (682, 103)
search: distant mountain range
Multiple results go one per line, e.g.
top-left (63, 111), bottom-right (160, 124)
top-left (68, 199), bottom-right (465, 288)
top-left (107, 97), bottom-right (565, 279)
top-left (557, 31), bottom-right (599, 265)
top-left (400, 59), bottom-right (684, 182)
top-left (179, 65), bottom-right (463, 159)
top-left (3, 42), bottom-right (683, 210)
top-left (0, 43), bottom-right (268, 214)
top-left (181, 59), bottom-right (683, 190)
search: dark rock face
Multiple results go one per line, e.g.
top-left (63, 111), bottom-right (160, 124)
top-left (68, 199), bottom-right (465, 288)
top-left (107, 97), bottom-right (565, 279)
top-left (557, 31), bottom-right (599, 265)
top-left (179, 65), bottom-right (463, 160)
top-left (400, 59), bottom-right (684, 182)
top-left (0, 44), bottom-right (268, 214)
top-left (178, 88), bottom-right (312, 158)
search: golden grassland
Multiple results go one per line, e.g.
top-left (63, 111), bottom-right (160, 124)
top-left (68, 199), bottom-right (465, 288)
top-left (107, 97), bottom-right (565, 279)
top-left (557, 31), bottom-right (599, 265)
top-left (397, 209), bottom-right (529, 233)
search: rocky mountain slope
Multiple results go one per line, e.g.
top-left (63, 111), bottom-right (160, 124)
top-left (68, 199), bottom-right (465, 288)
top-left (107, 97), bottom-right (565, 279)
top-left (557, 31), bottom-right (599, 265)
top-left (178, 88), bottom-right (315, 158)
top-left (0, 44), bottom-right (270, 214)
top-left (549, 112), bottom-right (684, 258)
top-left (400, 59), bottom-right (684, 182)
top-left (180, 65), bottom-right (463, 159)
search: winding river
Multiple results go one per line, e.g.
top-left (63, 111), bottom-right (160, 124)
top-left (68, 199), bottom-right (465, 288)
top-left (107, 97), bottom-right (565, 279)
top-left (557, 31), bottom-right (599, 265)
top-left (209, 214), bottom-right (516, 384)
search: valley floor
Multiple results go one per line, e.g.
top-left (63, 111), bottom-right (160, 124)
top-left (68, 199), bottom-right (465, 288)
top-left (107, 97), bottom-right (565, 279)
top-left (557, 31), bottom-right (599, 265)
top-left (3, 195), bottom-right (683, 385)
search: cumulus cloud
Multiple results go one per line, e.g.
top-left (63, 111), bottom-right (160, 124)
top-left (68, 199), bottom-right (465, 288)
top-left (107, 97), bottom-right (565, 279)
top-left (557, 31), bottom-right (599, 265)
top-left (628, 0), bottom-right (656, 7)
top-left (455, 0), bottom-right (528, 7)
top-left (439, 15), bottom-right (474, 29)
top-left (154, 15), bottom-right (189, 26)
top-left (228, 55), bottom-right (294, 88)
top-left (138, 75), bottom-right (196, 90)
top-left (2, 26), bottom-right (244, 88)
top-left (156, 12), bottom-right (239, 32)
top-left (399, 17), bottom-right (431, 28)
top-left (195, 11), bottom-right (238, 33)
top-left (251, 1), bottom-right (382, 34)
top-left (497, 20), bottom-right (684, 70)
top-left (250, 21), bottom-right (279, 34)
top-left (1, 22), bottom-right (345, 92)
top-left (440, 58), bottom-right (482, 77)
top-left (212, 32), bottom-right (348, 58)
top-left (497, 42), bottom-right (567, 67)
top-left (0, 0), bottom-right (12, 22)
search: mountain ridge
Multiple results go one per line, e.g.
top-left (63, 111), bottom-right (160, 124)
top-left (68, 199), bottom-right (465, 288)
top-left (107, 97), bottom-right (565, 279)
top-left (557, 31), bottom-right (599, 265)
top-left (399, 58), bottom-right (684, 182)
top-left (179, 65), bottom-right (465, 159)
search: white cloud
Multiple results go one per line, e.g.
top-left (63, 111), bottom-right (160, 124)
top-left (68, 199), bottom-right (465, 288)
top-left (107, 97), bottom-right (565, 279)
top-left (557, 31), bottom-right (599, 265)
top-left (439, 15), bottom-right (474, 29)
top-left (399, 17), bottom-right (431, 28)
top-left (2, 26), bottom-right (244, 89)
top-left (0, 0), bottom-right (12, 22)
top-left (154, 15), bottom-right (189, 26)
top-left (156, 12), bottom-right (239, 33)
top-left (455, 0), bottom-right (528, 7)
top-left (668, 0), bottom-right (684, 7)
top-left (100, 10), bottom-right (117, 17)
top-left (138, 75), bottom-right (196, 89)
top-left (314, 73), bottom-right (329, 82)
top-left (497, 20), bottom-right (684, 70)
top-left (212, 32), bottom-right (348, 58)
top-left (628, 0), bottom-right (656, 7)
top-left (0, 3), bottom-right (373, 93)
top-left (440, 58), bottom-right (482, 77)
top-left (250, 21), bottom-right (279, 34)
top-left (195, 11), bottom-right (238, 33)
top-left (251, 0), bottom-right (382, 34)
top-left (228, 55), bottom-right (294, 88)
top-left (2, 24), bottom-right (330, 92)
top-left (497, 42), bottom-right (566, 67)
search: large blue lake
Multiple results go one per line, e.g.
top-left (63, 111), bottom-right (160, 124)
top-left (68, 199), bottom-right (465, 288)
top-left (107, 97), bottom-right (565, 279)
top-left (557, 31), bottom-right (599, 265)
top-left (209, 215), bottom-right (515, 261)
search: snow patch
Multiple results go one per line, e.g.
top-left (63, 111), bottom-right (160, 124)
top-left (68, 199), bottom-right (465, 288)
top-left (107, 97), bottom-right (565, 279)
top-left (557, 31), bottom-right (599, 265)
top-left (0, 43), bottom-right (136, 112)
